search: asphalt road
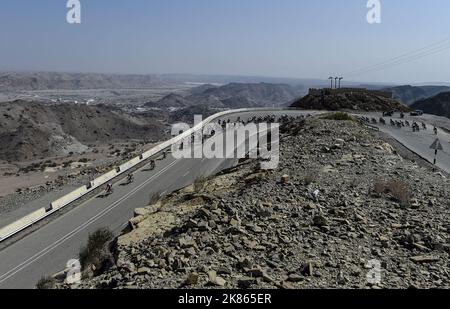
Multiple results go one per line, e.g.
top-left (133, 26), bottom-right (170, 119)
top-left (360, 112), bottom-right (450, 174)
top-left (0, 109), bottom-right (448, 289)
top-left (0, 109), bottom-right (310, 289)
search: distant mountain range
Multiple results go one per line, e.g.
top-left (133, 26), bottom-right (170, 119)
top-left (2, 71), bottom-right (450, 119)
top-left (0, 72), bottom-right (167, 91)
top-left (0, 71), bottom-right (400, 92)
top-left (146, 82), bottom-right (305, 109)
top-left (386, 85), bottom-right (450, 106)
top-left (411, 92), bottom-right (450, 119)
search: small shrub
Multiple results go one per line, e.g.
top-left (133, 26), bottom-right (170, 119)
top-left (348, 177), bottom-right (359, 188)
top-left (79, 228), bottom-right (114, 273)
top-left (194, 176), bottom-right (207, 192)
top-left (304, 172), bottom-right (317, 185)
top-left (36, 276), bottom-right (56, 289)
top-left (386, 179), bottom-right (411, 207)
top-left (372, 179), bottom-right (411, 207)
top-left (373, 179), bottom-right (386, 195)
top-left (322, 112), bottom-right (354, 121)
top-left (149, 192), bottom-right (161, 205)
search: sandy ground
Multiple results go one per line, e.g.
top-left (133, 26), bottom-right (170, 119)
top-left (0, 140), bottom-right (161, 198)
top-left (0, 84), bottom-right (196, 105)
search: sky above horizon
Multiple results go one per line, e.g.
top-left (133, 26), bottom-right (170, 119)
top-left (1, 0), bottom-right (450, 84)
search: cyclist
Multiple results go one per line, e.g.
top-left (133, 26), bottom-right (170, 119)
top-left (105, 182), bottom-right (113, 194)
top-left (127, 173), bottom-right (134, 183)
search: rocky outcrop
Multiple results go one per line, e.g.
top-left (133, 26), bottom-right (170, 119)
top-left (59, 117), bottom-right (450, 289)
top-left (291, 89), bottom-right (409, 112)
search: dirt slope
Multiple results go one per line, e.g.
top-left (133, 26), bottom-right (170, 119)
top-left (0, 100), bottom-right (166, 162)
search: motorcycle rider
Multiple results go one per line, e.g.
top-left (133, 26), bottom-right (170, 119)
top-left (106, 182), bottom-right (113, 194)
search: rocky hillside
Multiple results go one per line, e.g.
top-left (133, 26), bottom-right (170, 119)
top-left (0, 101), bottom-right (166, 162)
top-left (145, 93), bottom-right (190, 109)
top-left (169, 105), bottom-right (216, 124)
top-left (411, 92), bottom-right (450, 119)
top-left (196, 83), bottom-right (302, 108)
top-left (146, 83), bottom-right (303, 109)
top-left (388, 85), bottom-right (450, 106)
top-left (291, 89), bottom-right (409, 112)
top-left (57, 116), bottom-right (450, 289)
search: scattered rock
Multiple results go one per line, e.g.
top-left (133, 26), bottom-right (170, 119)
top-left (58, 117), bottom-right (450, 290)
top-left (207, 270), bottom-right (226, 287)
top-left (411, 255), bottom-right (440, 264)
top-left (238, 277), bottom-right (256, 289)
top-left (313, 215), bottom-right (329, 227)
top-left (287, 274), bottom-right (303, 283)
top-left (281, 174), bottom-right (290, 184)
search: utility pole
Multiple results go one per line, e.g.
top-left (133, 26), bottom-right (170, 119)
top-left (339, 77), bottom-right (343, 89)
top-left (335, 77), bottom-right (338, 90)
top-left (329, 77), bottom-right (333, 89)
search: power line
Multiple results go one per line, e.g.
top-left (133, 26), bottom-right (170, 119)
top-left (345, 36), bottom-right (450, 76)
top-left (347, 41), bottom-right (450, 77)
top-left (348, 42), bottom-right (450, 77)
top-left (344, 36), bottom-right (450, 78)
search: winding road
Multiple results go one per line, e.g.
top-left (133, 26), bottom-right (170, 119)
top-left (0, 109), bottom-right (448, 289)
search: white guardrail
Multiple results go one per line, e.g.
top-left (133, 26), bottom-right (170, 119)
top-left (0, 108), bottom-right (272, 242)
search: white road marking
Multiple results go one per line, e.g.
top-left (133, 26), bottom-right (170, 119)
top-left (0, 110), bottom-right (322, 285)
top-left (182, 171), bottom-right (190, 177)
top-left (159, 190), bottom-right (167, 197)
top-left (0, 159), bottom-right (179, 285)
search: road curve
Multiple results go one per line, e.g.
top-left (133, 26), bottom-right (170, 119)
top-left (358, 112), bottom-right (450, 174)
top-left (0, 109), bottom-right (448, 289)
top-left (0, 110), bottom-right (311, 289)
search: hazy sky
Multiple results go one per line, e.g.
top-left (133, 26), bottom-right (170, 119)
top-left (1, 0), bottom-right (450, 84)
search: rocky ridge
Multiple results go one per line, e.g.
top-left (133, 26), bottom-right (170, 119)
top-left (411, 91), bottom-right (450, 119)
top-left (146, 83), bottom-right (303, 110)
top-left (291, 90), bottom-right (409, 112)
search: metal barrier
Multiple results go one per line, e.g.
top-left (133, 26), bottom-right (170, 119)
top-left (364, 124), bottom-right (381, 131)
top-left (0, 107), bottom-right (277, 242)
